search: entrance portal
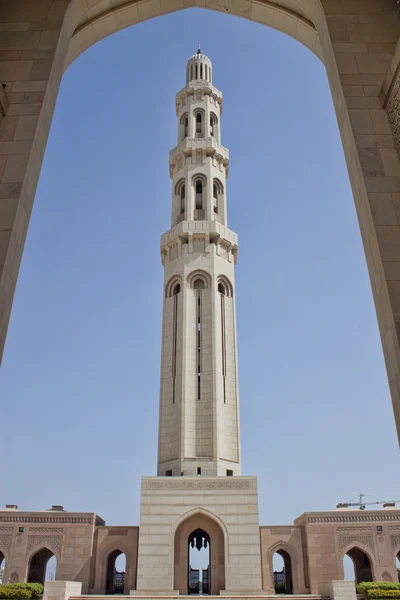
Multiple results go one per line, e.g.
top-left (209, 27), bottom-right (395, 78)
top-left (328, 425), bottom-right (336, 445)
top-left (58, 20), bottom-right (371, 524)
top-left (273, 550), bottom-right (293, 594)
top-left (27, 548), bottom-right (56, 586)
top-left (188, 529), bottom-right (210, 595)
top-left (174, 512), bottom-right (225, 595)
top-left (345, 547), bottom-right (373, 585)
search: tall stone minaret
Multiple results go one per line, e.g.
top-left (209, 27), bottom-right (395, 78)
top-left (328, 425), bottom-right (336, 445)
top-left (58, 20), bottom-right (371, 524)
top-left (158, 49), bottom-right (240, 478)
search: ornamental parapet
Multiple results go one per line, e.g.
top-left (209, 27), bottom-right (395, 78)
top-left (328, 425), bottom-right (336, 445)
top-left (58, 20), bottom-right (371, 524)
top-left (160, 220), bottom-right (238, 266)
top-left (175, 82), bottom-right (223, 114)
top-left (169, 137), bottom-right (229, 177)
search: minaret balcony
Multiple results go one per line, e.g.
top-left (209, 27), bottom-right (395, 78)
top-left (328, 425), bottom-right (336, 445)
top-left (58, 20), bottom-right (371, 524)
top-left (160, 219), bottom-right (238, 265)
top-left (169, 137), bottom-right (229, 175)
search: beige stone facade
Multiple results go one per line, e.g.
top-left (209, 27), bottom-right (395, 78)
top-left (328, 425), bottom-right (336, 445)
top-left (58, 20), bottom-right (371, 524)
top-left (3, 4), bottom-right (400, 598)
top-left (2, 503), bottom-right (400, 594)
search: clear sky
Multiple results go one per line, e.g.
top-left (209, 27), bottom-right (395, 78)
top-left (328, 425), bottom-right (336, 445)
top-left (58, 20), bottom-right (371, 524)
top-left (1, 8), bottom-right (399, 540)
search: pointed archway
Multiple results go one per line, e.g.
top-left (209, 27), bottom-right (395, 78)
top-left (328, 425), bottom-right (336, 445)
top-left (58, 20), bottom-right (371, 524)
top-left (27, 548), bottom-right (56, 586)
top-left (105, 550), bottom-right (126, 594)
top-left (174, 512), bottom-right (225, 595)
top-left (344, 547), bottom-right (374, 585)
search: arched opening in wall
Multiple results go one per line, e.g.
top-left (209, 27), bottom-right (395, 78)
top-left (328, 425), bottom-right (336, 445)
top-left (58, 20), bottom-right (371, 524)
top-left (180, 113), bottom-right (188, 140)
top-left (105, 550), bottom-right (126, 594)
top-left (195, 111), bottom-right (203, 138)
top-left (0, 552), bottom-right (5, 584)
top-left (213, 179), bottom-right (223, 215)
top-left (188, 529), bottom-right (210, 595)
top-left (273, 550), bottom-right (293, 594)
top-left (27, 548), bottom-right (57, 586)
top-left (344, 548), bottom-right (373, 585)
top-left (174, 512), bottom-right (225, 595)
top-left (396, 553), bottom-right (400, 581)
top-left (210, 113), bottom-right (218, 140)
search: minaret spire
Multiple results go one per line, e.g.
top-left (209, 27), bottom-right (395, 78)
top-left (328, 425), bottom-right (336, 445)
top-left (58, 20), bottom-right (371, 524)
top-left (157, 52), bottom-right (240, 477)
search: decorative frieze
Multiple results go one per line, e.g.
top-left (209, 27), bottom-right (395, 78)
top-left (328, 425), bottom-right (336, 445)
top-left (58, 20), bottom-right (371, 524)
top-left (0, 515), bottom-right (95, 525)
top-left (29, 528), bottom-right (64, 533)
top-left (337, 535), bottom-right (374, 552)
top-left (390, 535), bottom-right (400, 547)
top-left (0, 535), bottom-right (12, 554)
top-left (144, 478), bottom-right (256, 491)
top-left (308, 513), bottom-right (400, 524)
top-left (27, 535), bottom-right (62, 557)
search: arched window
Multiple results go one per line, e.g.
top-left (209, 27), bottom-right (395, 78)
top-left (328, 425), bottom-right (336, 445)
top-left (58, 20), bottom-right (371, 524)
top-left (200, 64), bottom-right (203, 79)
top-left (175, 179), bottom-right (186, 216)
top-left (196, 112), bottom-right (202, 135)
top-left (205, 65), bottom-right (208, 80)
top-left (195, 64), bottom-right (198, 79)
top-left (195, 180), bottom-right (203, 210)
top-left (210, 113), bottom-right (218, 138)
top-left (213, 179), bottom-right (223, 214)
top-left (173, 283), bottom-right (181, 295)
top-left (193, 279), bottom-right (205, 290)
top-left (180, 113), bottom-right (188, 140)
top-left (190, 65), bottom-right (193, 80)
top-left (217, 276), bottom-right (233, 297)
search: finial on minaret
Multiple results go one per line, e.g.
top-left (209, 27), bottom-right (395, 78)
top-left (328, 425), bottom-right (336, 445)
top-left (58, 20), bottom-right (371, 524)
top-left (197, 44), bottom-right (201, 54)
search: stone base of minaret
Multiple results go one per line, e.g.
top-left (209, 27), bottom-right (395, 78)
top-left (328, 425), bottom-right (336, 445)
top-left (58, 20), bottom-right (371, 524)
top-left (131, 476), bottom-right (264, 596)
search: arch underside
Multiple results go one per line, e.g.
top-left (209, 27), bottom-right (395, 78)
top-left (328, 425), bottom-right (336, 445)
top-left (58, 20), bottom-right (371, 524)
top-left (65, 0), bottom-right (321, 71)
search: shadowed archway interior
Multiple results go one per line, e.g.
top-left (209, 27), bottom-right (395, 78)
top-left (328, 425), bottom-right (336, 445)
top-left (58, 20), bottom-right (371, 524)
top-left (174, 514), bottom-right (225, 595)
top-left (27, 548), bottom-right (55, 586)
top-left (345, 547), bottom-right (373, 585)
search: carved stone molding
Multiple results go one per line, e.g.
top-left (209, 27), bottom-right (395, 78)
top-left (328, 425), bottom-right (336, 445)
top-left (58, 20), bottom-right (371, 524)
top-left (0, 535), bottom-right (12, 554)
top-left (0, 527), bottom-right (13, 533)
top-left (337, 527), bottom-right (372, 532)
top-left (308, 513), bottom-right (400, 524)
top-left (27, 535), bottom-right (62, 557)
top-left (390, 535), bottom-right (400, 547)
top-left (29, 528), bottom-right (64, 533)
top-left (0, 515), bottom-right (93, 524)
top-left (144, 478), bottom-right (256, 491)
top-left (337, 535), bottom-right (374, 552)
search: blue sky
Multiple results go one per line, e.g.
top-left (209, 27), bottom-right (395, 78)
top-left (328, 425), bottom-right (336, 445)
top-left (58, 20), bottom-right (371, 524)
top-left (1, 8), bottom-right (399, 539)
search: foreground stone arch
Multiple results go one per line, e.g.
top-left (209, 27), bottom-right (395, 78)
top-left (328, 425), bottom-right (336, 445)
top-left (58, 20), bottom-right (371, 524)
top-left (268, 541), bottom-right (300, 594)
top-left (340, 542), bottom-right (376, 584)
top-left (1, 0), bottom-right (400, 443)
top-left (173, 509), bottom-right (225, 595)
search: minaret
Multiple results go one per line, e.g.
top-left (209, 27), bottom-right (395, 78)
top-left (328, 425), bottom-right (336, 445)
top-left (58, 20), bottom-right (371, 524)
top-left (158, 49), bottom-right (240, 478)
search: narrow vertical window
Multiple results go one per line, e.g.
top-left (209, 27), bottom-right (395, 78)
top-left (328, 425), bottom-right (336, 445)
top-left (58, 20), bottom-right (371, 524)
top-left (205, 65), bottom-right (208, 80)
top-left (200, 64), bottom-right (203, 79)
top-left (190, 65), bottom-right (193, 80)
top-left (213, 182), bottom-right (218, 214)
top-left (197, 467), bottom-right (202, 475)
top-left (195, 180), bottom-right (203, 210)
top-left (180, 185), bottom-right (185, 215)
top-left (196, 112), bottom-right (202, 135)
top-left (172, 283), bottom-right (180, 403)
top-left (194, 278), bottom-right (204, 401)
top-left (197, 290), bottom-right (201, 400)
top-left (184, 115), bottom-right (188, 138)
top-left (219, 283), bottom-right (227, 403)
top-left (195, 64), bottom-right (198, 79)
